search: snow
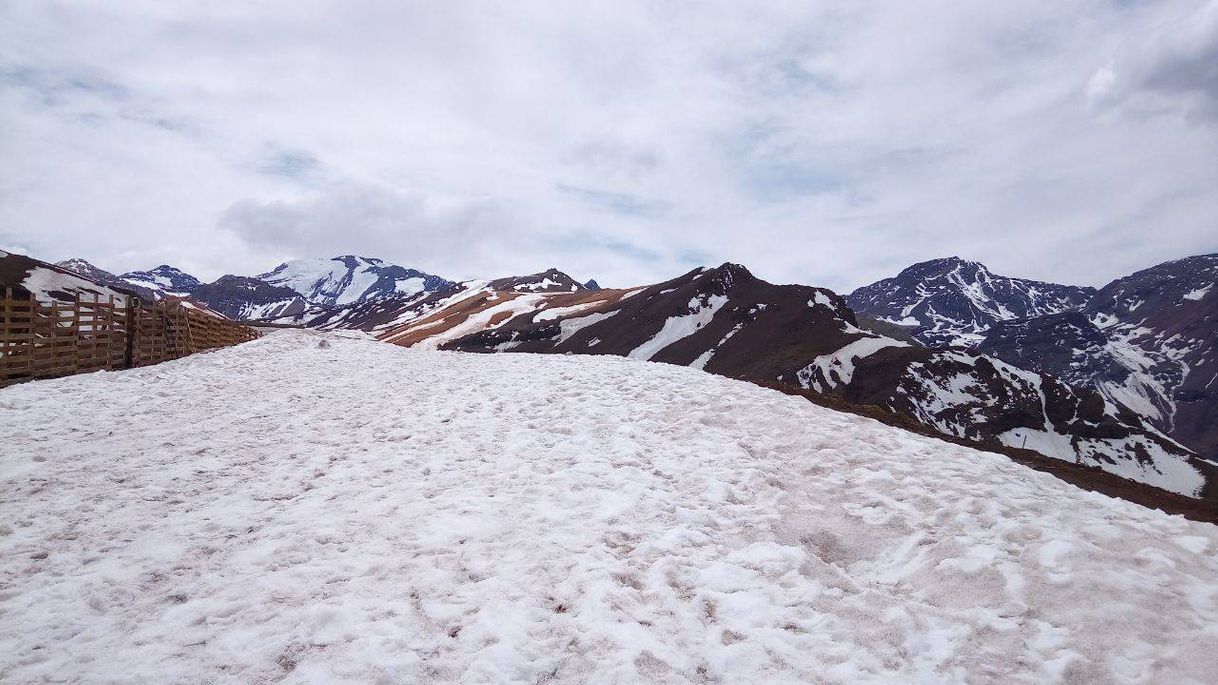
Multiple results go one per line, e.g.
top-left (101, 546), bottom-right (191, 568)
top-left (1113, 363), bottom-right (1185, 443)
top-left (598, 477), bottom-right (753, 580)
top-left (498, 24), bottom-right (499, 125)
top-left (516, 278), bottom-right (562, 292)
top-left (335, 266), bottom-right (380, 306)
top-left (690, 323), bottom-right (743, 371)
top-left (374, 282), bottom-right (493, 333)
top-left (393, 276), bottom-right (427, 296)
top-left (557, 310), bottom-right (619, 344)
top-left (399, 293), bottom-right (546, 350)
top-left (809, 292), bottom-right (834, 308)
top-left (242, 297), bottom-right (302, 321)
top-left (533, 301), bottom-right (600, 322)
top-left (1183, 284), bottom-right (1212, 301)
top-left (19, 265), bottom-right (130, 304)
top-left (1075, 435), bottom-right (1205, 497)
top-left (627, 295), bottom-right (727, 361)
top-left (797, 335), bottom-right (911, 391)
top-left (2, 330), bottom-right (1216, 683)
top-left (262, 257), bottom-right (425, 306)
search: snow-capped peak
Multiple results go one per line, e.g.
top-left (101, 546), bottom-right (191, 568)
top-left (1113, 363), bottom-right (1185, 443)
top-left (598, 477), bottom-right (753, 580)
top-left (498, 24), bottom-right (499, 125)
top-left (489, 268), bottom-right (590, 293)
top-left (258, 255), bottom-right (454, 307)
top-left (120, 265), bottom-right (202, 296)
top-left (848, 258), bottom-right (1095, 346)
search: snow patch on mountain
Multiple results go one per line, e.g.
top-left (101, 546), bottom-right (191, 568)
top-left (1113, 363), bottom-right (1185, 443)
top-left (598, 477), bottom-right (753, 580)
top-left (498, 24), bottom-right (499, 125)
top-left (628, 294), bottom-right (727, 361)
top-left (798, 336), bottom-right (911, 391)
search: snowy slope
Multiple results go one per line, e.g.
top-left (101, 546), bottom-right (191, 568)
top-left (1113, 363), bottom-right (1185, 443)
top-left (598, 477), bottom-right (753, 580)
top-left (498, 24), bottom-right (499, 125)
top-left (5, 251), bottom-right (136, 304)
top-left (2, 330), bottom-right (1216, 683)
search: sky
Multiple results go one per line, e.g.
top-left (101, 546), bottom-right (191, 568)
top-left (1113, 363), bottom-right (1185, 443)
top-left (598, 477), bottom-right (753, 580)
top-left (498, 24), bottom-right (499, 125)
top-left (2, 1), bottom-right (1217, 292)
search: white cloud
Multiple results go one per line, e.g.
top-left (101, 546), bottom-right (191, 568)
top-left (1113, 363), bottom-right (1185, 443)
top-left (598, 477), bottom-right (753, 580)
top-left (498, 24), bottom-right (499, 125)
top-left (1, 0), bottom-right (1216, 290)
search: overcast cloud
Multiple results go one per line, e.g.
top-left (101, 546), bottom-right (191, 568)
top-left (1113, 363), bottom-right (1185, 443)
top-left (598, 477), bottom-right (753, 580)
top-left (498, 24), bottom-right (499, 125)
top-left (2, 1), bottom-right (1216, 291)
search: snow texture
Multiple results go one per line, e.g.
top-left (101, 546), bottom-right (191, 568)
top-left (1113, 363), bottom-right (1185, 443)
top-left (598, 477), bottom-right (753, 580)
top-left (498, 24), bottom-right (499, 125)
top-left (1, 331), bottom-right (1216, 683)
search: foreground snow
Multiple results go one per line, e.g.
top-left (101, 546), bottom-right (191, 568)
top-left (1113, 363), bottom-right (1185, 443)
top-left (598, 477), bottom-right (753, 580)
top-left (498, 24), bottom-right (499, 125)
top-left (1, 331), bottom-right (1216, 684)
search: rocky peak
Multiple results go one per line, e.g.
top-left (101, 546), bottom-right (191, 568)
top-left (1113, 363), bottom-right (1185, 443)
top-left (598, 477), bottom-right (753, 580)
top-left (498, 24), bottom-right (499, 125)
top-left (490, 268), bottom-right (587, 293)
top-left (120, 265), bottom-right (203, 295)
top-left (896, 256), bottom-right (986, 280)
top-left (56, 258), bottom-right (119, 282)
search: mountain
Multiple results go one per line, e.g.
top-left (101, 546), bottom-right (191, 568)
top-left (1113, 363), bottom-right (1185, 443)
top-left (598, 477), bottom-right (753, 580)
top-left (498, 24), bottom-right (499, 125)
top-left (300, 269), bottom-right (593, 332)
top-left (11, 252), bottom-right (142, 303)
top-left (191, 275), bottom-right (310, 321)
top-left (55, 258), bottom-right (122, 286)
top-left (57, 259), bottom-right (205, 302)
top-left (56, 254), bottom-right (455, 325)
top-left (119, 265), bottom-right (202, 297)
top-left (1086, 254), bottom-right (1218, 457)
top-left (853, 253), bottom-right (1218, 460)
top-left (488, 268), bottom-right (591, 293)
top-left (333, 261), bottom-right (1212, 499)
top-left (55, 258), bottom-right (158, 300)
top-left (847, 257), bottom-right (1095, 346)
top-left (973, 254), bottom-right (1218, 459)
top-left (257, 255), bottom-right (453, 308)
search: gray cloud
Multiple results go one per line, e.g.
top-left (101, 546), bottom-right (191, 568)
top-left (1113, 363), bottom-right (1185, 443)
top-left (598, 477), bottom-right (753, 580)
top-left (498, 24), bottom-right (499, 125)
top-left (1089, 0), bottom-right (1218, 121)
top-left (2, 1), bottom-right (1216, 289)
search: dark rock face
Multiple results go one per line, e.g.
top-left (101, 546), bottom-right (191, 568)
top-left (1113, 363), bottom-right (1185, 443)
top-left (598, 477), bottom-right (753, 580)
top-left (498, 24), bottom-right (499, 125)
top-left (119, 265), bottom-right (203, 296)
top-left (847, 257), bottom-right (1095, 347)
top-left (583, 279), bottom-right (601, 291)
top-left (977, 311), bottom-right (1125, 384)
top-left (192, 276), bottom-right (309, 321)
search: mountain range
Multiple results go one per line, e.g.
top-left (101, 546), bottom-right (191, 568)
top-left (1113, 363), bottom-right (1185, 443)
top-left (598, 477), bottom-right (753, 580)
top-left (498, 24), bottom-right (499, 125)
top-left (46, 250), bottom-right (1217, 501)
top-left (846, 255), bottom-right (1218, 462)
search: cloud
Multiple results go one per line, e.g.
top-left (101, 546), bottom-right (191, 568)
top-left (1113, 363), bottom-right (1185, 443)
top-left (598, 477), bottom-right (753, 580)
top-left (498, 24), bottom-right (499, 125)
top-left (218, 182), bottom-right (516, 276)
top-left (1, 1), bottom-right (1216, 290)
top-left (1088, 0), bottom-right (1218, 121)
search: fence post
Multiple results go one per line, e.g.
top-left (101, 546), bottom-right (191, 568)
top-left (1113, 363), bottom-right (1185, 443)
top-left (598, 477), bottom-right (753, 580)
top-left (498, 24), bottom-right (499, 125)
top-left (124, 297), bottom-right (137, 369)
top-left (26, 292), bottom-right (37, 380)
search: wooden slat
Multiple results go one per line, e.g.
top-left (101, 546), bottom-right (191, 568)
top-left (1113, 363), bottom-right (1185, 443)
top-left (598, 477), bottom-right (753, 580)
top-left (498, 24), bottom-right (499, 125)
top-left (0, 292), bottom-right (259, 387)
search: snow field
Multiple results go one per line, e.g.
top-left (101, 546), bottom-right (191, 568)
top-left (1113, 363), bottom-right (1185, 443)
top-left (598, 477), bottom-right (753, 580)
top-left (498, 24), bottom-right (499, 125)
top-left (1, 330), bottom-right (1216, 683)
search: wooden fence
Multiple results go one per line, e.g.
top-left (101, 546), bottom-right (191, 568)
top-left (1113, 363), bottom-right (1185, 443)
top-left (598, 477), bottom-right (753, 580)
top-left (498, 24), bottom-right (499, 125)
top-left (0, 289), bottom-right (259, 388)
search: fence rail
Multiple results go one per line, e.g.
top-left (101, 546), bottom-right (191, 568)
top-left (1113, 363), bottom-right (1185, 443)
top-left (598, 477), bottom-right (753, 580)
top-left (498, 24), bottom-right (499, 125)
top-left (1, 289), bottom-right (259, 388)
